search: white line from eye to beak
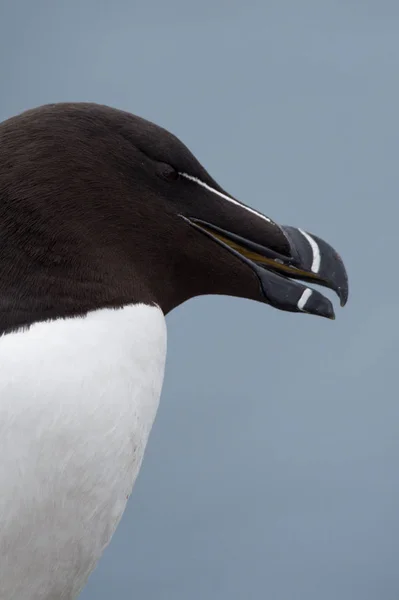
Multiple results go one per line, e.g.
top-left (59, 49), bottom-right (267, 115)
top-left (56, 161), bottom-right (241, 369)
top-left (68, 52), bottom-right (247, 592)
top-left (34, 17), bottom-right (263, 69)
top-left (179, 172), bottom-right (272, 223)
top-left (298, 228), bottom-right (321, 273)
top-left (297, 288), bottom-right (313, 311)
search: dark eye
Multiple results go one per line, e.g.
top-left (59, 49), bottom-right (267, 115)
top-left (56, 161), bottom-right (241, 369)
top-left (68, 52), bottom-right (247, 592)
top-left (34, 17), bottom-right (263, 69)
top-left (157, 163), bottom-right (179, 182)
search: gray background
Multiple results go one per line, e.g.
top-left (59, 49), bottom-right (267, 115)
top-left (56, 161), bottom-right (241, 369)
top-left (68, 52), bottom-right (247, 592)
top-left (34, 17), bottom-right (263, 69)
top-left (1, 1), bottom-right (398, 599)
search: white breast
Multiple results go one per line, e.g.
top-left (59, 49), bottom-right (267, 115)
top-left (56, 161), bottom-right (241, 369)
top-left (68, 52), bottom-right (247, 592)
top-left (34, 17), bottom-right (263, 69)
top-left (0, 303), bottom-right (167, 600)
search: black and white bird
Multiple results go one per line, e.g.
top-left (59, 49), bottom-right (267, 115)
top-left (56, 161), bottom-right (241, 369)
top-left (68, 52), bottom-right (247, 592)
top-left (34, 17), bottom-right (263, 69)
top-left (0, 103), bottom-right (348, 599)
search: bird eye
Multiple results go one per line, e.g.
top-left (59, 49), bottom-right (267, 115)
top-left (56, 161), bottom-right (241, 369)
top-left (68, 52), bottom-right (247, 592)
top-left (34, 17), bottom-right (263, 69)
top-left (157, 163), bottom-right (179, 182)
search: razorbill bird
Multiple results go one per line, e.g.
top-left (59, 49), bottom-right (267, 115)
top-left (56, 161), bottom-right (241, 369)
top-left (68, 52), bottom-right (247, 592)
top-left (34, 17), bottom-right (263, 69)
top-left (0, 103), bottom-right (348, 599)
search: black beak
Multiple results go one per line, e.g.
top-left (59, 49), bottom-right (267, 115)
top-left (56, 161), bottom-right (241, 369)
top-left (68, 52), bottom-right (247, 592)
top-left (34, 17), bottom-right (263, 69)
top-left (184, 218), bottom-right (348, 320)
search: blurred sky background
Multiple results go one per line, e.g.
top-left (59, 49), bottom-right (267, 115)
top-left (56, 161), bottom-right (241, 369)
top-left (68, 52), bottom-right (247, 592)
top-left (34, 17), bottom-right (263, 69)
top-left (1, 1), bottom-right (398, 599)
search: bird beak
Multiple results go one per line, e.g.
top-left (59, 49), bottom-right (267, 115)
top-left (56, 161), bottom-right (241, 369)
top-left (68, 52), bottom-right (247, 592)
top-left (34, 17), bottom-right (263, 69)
top-left (178, 173), bottom-right (348, 319)
top-left (185, 218), bottom-right (348, 319)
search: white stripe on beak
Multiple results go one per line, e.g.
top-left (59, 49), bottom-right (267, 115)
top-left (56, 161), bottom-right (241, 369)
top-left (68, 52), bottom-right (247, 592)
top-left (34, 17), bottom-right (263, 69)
top-left (298, 229), bottom-right (321, 274)
top-left (297, 288), bottom-right (313, 311)
top-left (179, 172), bottom-right (272, 224)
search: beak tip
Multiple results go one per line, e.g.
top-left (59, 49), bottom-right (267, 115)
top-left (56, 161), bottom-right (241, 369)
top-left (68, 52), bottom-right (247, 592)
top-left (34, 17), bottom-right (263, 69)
top-left (282, 226), bottom-right (349, 313)
top-left (302, 288), bottom-right (336, 320)
top-left (337, 283), bottom-right (349, 308)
